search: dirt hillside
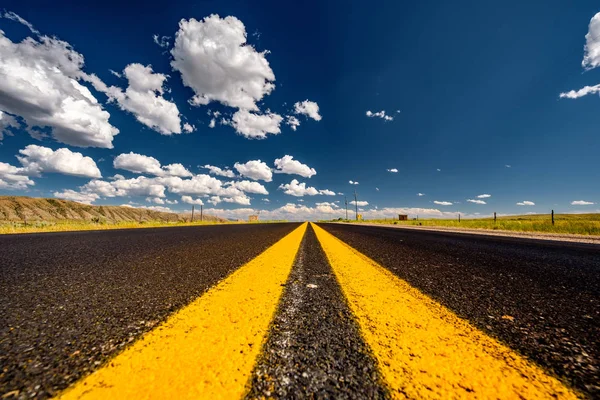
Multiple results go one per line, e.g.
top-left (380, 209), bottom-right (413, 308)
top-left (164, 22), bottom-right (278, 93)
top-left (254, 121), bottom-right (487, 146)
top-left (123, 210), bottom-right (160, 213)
top-left (0, 196), bottom-right (225, 223)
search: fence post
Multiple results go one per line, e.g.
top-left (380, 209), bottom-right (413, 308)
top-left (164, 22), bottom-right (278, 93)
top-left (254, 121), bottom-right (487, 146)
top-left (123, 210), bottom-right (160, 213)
top-left (494, 212), bottom-right (496, 223)
top-left (458, 213), bottom-right (461, 222)
top-left (552, 209), bottom-right (555, 226)
top-left (201, 205), bottom-right (203, 222)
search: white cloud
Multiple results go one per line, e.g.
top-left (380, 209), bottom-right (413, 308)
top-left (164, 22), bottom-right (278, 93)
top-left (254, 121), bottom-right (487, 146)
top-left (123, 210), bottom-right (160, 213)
top-left (114, 152), bottom-right (161, 175)
top-left (349, 180), bottom-right (359, 185)
top-left (516, 201), bottom-right (535, 206)
top-left (387, 168), bottom-right (398, 173)
top-left (477, 194), bottom-right (491, 198)
top-left (274, 155), bottom-right (316, 178)
top-left (85, 63), bottom-right (183, 135)
top-left (208, 196), bottom-right (221, 205)
top-left (82, 176), bottom-right (166, 198)
top-left (161, 174), bottom-right (225, 196)
top-left (559, 13), bottom-right (600, 99)
top-left (319, 189), bottom-right (336, 196)
top-left (366, 110), bottom-right (393, 121)
top-left (171, 15), bottom-right (275, 110)
top-left (505, 164), bottom-right (511, 168)
top-left (0, 27), bottom-right (119, 148)
top-left (349, 200), bottom-right (369, 206)
top-left (279, 179), bottom-right (319, 197)
top-left (0, 161), bottom-right (34, 190)
top-left (111, 176), bottom-right (167, 198)
top-left (571, 200), bottom-right (595, 205)
top-left (417, 193), bottom-right (425, 196)
top-left (183, 122), bottom-right (195, 133)
top-left (434, 201), bottom-right (452, 206)
top-left (146, 197), bottom-right (165, 204)
top-left (17, 145), bottom-right (101, 178)
top-left (559, 83), bottom-right (600, 99)
top-left (130, 204), bottom-right (174, 213)
top-left (467, 199), bottom-right (486, 205)
top-left (234, 160), bottom-right (273, 182)
top-left (153, 34), bottom-right (170, 48)
top-left (203, 164), bottom-right (236, 178)
top-left (81, 179), bottom-right (120, 197)
top-left (160, 175), bottom-right (253, 206)
top-left (181, 195), bottom-right (204, 206)
top-left (113, 152), bottom-right (192, 177)
top-left (0, 111), bottom-right (20, 140)
top-left (229, 180), bottom-right (269, 195)
top-left (262, 198), bottom-right (270, 202)
top-left (230, 109), bottom-right (282, 139)
top-left (79, 169), bottom-right (261, 205)
top-left (437, 168), bottom-right (441, 172)
top-left (286, 115), bottom-right (300, 131)
top-left (208, 119), bottom-right (216, 128)
top-left (54, 189), bottom-right (99, 204)
top-left (1, 11), bottom-right (39, 34)
top-left (315, 202), bottom-right (338, 207)
top-left (201, 207), bottom-right (257, 220)
top-left (583, 12), bottom-right (600, 70)
top-left (162, 163), bottom-right (193, 177)
top-left (294, 100), bottom-right (322, 121)
top-left (223, 195), bottom-right (251, 205)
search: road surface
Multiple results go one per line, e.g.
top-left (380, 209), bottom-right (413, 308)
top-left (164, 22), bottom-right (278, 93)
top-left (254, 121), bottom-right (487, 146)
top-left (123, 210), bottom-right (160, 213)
top-left (0, 222), bottom-right (597, 398)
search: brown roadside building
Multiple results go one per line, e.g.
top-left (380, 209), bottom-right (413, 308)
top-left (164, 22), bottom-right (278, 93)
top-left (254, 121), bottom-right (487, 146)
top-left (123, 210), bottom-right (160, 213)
top-left (398, 214), bottom-right (408, 221)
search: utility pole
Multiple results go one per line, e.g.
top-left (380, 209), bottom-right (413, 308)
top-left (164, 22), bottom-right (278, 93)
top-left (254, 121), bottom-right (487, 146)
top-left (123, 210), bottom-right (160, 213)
top-left (200, 204), bottom-right (203, 222)
top-left (191, 205), bottom-right (195, 222)
top-left (345, 196), bottom-right (348, 220)
top-left (354, 190), bottom-right (358, 221)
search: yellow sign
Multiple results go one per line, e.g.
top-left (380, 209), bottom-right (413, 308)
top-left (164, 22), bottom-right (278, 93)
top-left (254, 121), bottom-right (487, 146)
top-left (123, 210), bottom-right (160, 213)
top-left (357, 214), bottom-right (363, 220)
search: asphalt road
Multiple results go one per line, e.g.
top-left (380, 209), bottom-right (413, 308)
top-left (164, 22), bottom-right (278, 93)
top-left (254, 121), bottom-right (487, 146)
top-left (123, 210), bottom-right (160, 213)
top-left (247, 224), bottom-right (388, 399)
top-left (1, 222), bottom-right (598, 398)
top-left (318, 223), bottom-right (600, 398)
top-left (0, 223), bottom-right (300, 399)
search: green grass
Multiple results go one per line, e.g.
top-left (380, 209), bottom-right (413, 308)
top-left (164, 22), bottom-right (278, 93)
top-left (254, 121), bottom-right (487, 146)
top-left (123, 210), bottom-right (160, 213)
top-left (327, 214), bottom-right (600, 236)
top-left (0, 219), bottom-right (232, 235)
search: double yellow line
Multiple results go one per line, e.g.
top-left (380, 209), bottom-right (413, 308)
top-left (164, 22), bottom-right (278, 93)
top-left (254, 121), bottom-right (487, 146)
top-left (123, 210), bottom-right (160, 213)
top-left (57, 223), bottom-right (577, 399)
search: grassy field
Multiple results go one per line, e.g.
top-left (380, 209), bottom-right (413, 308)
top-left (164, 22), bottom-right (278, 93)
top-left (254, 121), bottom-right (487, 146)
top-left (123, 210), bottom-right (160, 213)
top-left (330, 214), bottom-right (600, 236)
top-left (0, 219), bottom-right (234, 235)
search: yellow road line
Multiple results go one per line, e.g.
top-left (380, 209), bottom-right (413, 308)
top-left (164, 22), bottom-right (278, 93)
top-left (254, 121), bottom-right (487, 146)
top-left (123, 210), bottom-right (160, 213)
top-left (311, 223), bottom-right (577, 399)
top-left (57, 223), bottom-right (308, 400)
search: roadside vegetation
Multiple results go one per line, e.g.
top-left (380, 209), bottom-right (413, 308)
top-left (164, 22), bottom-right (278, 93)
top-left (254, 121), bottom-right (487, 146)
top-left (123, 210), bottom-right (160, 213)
top-left (0, 219), bottom-right (232, 235)
top-left (0, 196), bottom-right (233, 235)
top-left (327, 214), bottom-right (600, 236)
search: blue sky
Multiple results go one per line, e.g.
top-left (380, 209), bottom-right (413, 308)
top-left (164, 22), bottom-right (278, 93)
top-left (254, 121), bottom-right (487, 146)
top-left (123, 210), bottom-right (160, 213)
top-left (0, 0), bottom-right (599, 220)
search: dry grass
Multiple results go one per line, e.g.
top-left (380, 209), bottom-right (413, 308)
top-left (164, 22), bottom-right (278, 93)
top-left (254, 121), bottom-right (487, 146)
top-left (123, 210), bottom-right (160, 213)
top-left (0, 195), bottom-right (236, 235)
top-left (331, 214), bottom-right (600, 236)
top-left (0, 219), bottom-right (233, 235)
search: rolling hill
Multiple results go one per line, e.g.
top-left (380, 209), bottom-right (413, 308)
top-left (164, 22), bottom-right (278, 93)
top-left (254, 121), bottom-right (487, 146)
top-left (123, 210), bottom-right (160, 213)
top-left (0, 196), bottom-right (225, 223)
